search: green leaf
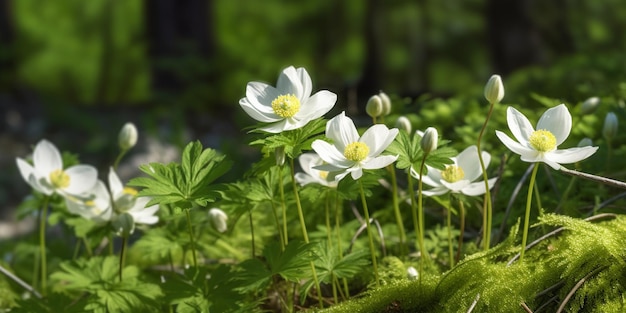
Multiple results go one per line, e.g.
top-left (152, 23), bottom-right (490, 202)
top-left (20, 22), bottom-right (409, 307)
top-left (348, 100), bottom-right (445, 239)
top-left (129, 141), bottom-right (232, 208)
top-left (249, 117), bottom-right (327, 159)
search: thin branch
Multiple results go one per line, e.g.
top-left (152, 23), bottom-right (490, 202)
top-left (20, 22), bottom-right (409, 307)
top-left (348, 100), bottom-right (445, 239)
top-left (466, 293), bottom-right (480, 313)
top-left (556, 267), bottom-right (605, 313)
top-left (0, 263), bottom-right (42, 299)
top-left (559, 166), bottom-right (626, 190)
top-left (520, 302), bottom-right (534, 313)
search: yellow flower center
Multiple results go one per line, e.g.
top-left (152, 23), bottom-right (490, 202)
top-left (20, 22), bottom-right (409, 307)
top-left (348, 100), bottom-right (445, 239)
top-left (344, 142), bottom-right (370, 162)
top-left (529, 129), bottom-right (557, 152)
top-left (271, 94), bottom-right (301, 118)
top-left (319, 171), bottom-right (329, 180)
top-left (49, 169), bottom-right (70, 189)
top-left (123, 187), bottom-right (138, 196)
top-left (441, 165), bottom-right (465, 183)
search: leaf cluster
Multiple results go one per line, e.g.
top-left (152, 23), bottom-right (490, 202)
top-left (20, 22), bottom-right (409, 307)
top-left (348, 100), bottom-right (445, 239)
top-left (385, 130), bottom-right (456, 174)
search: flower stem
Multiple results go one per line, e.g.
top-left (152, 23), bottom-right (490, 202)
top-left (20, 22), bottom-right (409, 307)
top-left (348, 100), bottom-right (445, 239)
top-left (39, 196), bottom-right (49, 296)
top-left (477, 101), bottom-right (495, 250)
top-left (358, 179), bottom-right (380, 287)
top-left (446, 194), bottom-right (454, 269)
top-left (289, 158), bottom-right (323, 307)
top-left (325, 192), bottom-right (332, 244)
top-left (119, 235), bottom-right (128, 281)
top-left (185, 209), bottom-right (198, 267)
top-left (520, 163), bottom-right (540, 262)
top-left (456, 196), bottom-right (466, 263)
top-left (278, 166), bottom-right (289, 246)
top-left (249, 208), bottom-right (256, 257)
top-left (113, 149), bottom-right (128, 171)
top-left (388, 165), bottom-right (407, 259)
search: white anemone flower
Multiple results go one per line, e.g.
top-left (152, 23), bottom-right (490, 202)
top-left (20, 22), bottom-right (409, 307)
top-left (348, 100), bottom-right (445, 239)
top-left (496, 104), bottom-right (598, 170)
top-left (65, 180), bottom-right (113, 223)
top-left (294, 152), bottom-right (338, 188)
top-left (311, 112), bottom-right (399, 181)
top-left (16, 139), bottom-right (98, 197)
top-left (410, 145), bottom-right (497, 196)
top-left (108, 168), bottom-right (159, 225)
top-left (239, 66), bottom-right (337, 133)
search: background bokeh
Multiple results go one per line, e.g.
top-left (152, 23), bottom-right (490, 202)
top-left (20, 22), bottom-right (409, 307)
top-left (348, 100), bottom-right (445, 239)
top-left (1, 0), bottom-right (626, 222)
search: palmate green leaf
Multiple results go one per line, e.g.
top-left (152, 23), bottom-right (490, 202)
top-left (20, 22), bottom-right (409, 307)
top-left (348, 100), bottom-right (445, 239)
top-left (130, 228), bottom-right (184, 263)
top-left (249, 117), bottom-right (327, 159)
top-left (50, 256), bottom-right (162, 313)
top-left (129, 141), bottom-right (232, 208)
top-left (235, 240), bottom-right (316, 293)
top-left (386, 130), bottom-right (420, 170)
top-left (312, 241), bottom-right (369, 283)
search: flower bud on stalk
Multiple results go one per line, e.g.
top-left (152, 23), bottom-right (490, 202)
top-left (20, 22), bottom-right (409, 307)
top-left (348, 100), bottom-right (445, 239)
top-left (395, 116), bottom-right (412, 133)
top-left (420, 127), bottom-right (438, 154)
top-left (603, 112), bottom-right (618, 141)
top-left (365, 95), bottom-right (383, 119)
top-left (275, 146), bottom-right (285, 166)
top-left (484, 75), bottom-right (504, 104)
top-left (208, 208), bottom-right (228, 233)
top-left (379, 91), bottom-right (392, 116)
top-left (580, 97), bottom-right (600, 115)
top-left (118, 122), bottom-right (138, 151)
top-left (407, 266), bottom-right (418, 281)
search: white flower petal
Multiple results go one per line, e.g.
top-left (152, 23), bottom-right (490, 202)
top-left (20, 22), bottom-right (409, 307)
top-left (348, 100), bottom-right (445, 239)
top-left (326, 112), bottom-right (359, 151)
top-left (440, 179), bottom-right (470, 193)
top-left (311, 140), bottom-right (353, 168)
top-left (457, 146), bottom-right (490, 182)
top-left (496, 131), bottom-right (536, 157)
top-left (246, 81), bottom-right (280, 110)
top-left (422, 186), bottom-right (449, 197)
top-left (506, 107), bottom-right (534, 145)
top-left (258, 119), bottom-right (291, 133)
top-left (239, 97), bottom-right (281, 123)
top-left (537, 104), bottom-right (571, 145)
top-left (129, 198), bottom-right (159, 225)
top-left (349, 167), bottom-right (364, 180)
top-left (362, 155), bottom-right (398, 170)
top-left (16, 158), bottom-right (50, 195)
top-left (295, 173), bottom-right (318, 186)
top-left (34, 140), bottom-right (63, 175)
top-left (276, 66), bottom-right (304, 99)
top-left (296, 90), bottom-right (336, 119)
top-left (108, 167), bottom-right (124, 196)
top-left (360, 125), bottom-right (399, 157)
top-left (461, 178), bottom-right (497, 196)
top-left (296, 67), bottom-right (312, 101)
top-left (64, 165), bottom-right (98, 195)
top-left (546, 146), bottom-right (598, 165)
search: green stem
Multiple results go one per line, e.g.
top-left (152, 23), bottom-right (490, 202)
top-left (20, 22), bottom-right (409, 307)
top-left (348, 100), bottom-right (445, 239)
top-left (334, 192), bottom-right (351, 299)
top-left (358, 179), bottom-right (380, 287)
top-left (39, 196), bottom-right (49, 296)
top-left (278, 166), bottom-right (289, 245)
top-left (456, 197), bottom-right (465, 263)
top-left (113, 149), bottom-right (128, 171)
top-left (185, 209), bottom-right (198, 267)
top-left (388, 165), bottom-right (407, 258)
top-left (325, 192), bottom-right (332, 244)
top-left (520, 163), bottom-right (540, 262)
top-left (446, 194), bottom-right (454, 269)
top-left (119, 236), bottom-right (128, 281)
top-left (83, 237), bottom-right (93, 258)
top-left (269, 172), bottom-right (285, 251)
top-left (249, 208), bottom-right (256, 257)
top-left (289, 158), bottom-right (323, 307)
top-left (477, 101), bottom-right (495, 250)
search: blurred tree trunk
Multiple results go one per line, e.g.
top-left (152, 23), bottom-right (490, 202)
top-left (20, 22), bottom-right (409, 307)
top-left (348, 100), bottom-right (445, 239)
top-left (144, 0), bottom-right (215, 98)
top-left (486, 0), bottom-right (544, 75)
top-left (0, 0), bottom-right (15, 90)
top-left (357, 0), bottom-right (384, 104)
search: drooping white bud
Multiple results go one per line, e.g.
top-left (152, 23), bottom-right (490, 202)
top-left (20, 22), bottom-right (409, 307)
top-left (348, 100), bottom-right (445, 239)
top-left (395, 116), bottom-right (412, 133)
top-left (580, 97), bottom-right (600, 115)
top-left (602, 112), bottom-right (618, 141)
top-left (420, 127), bottom-right (438, 154)
top-left (407, 266), bottom-right (418, 281)
top-left (208, 208), bottom-right (228, 233)
top-left (378, 91), bottom-right (392, 116)
top-left (365, 95), bottom-right (383, 118)
top-left (118, 122), bottom-right (138, 150)
top-left (484, 74), bottom-right (504, 104)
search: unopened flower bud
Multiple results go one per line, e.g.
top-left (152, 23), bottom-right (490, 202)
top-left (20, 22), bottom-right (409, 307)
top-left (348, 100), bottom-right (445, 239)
top-left (379, 91), bottom-right (392, 116)
top-left (577, 137), bottom-right (593, 147)
top-left (366, 95), bottom-right (383, 118)
top-left (395, 116), bottom-right (412, 133)
top-left (112, 212), bottom-right (135, 237)
top-left (208, 208), bottom-right (228, 233)
top-left (275, 146), bottom-right (285, 166)
top-left (118, 122), bottom-right (138, 150)
top-left (407, 266), bottom-right (418, 281)
top-left (420, 127), bottom-right (438, 154)
top-left (602, 112), bottom-right (618, 141)
top-left (484, 74), bottom-right (504, 104)
top-left (580, 97), bottom-right (600, 115)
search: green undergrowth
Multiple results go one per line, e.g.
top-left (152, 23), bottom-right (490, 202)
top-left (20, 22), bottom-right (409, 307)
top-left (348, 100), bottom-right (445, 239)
top-left (320, 214), bottom-right (626, 313)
